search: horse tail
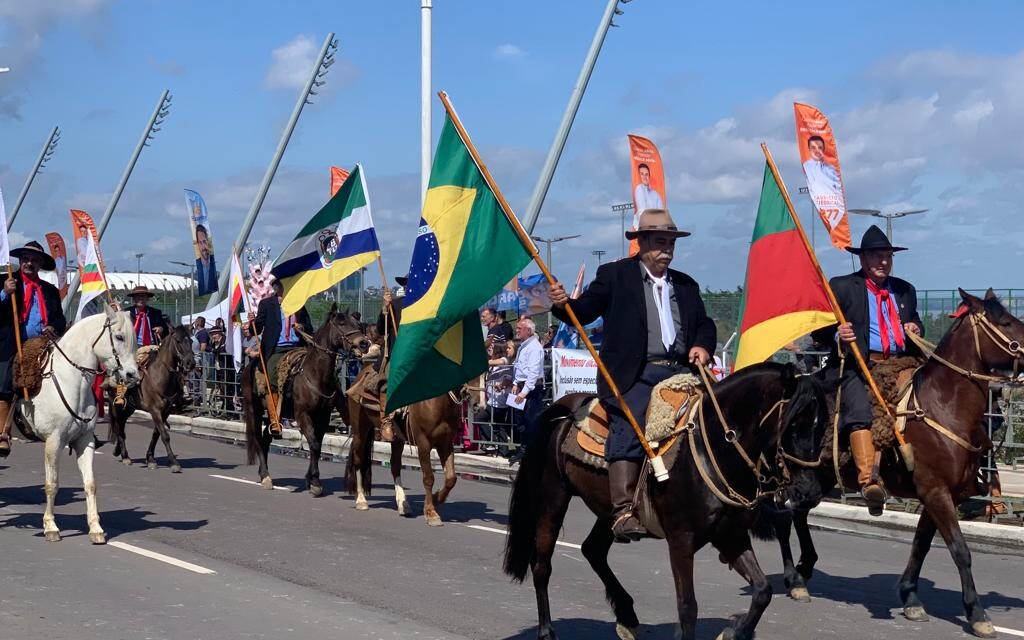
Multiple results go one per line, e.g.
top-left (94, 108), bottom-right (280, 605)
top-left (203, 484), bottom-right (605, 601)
top-left (503, 402), bottom-right (572, 583)
top-left (241, 362), bottom-right (259, 466)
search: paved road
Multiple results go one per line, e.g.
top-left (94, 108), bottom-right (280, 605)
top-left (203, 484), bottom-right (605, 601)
top-left (1, 418), bottom-right (1023, 640)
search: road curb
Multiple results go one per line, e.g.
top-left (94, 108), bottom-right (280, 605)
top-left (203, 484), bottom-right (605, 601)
top-left (163, 413), bottom-right (516, 482)
top-left (807, 502), bottom-right (1024, 555)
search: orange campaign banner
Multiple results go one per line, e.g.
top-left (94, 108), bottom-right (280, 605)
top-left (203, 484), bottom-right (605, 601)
top-left (794, 102), bottom-right (851, 249)
top-left (44, 232), bottom-right (69, 299)
top-left (627, 134), bottom-right (667, 256)
top-left (330, 166), bottom-right (351, 197)
top-left (70, 209), bottom-right (103, 271)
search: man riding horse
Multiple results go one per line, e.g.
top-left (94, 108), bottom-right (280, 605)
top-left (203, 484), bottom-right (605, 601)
top-left (812, 224), bottom-right (924, 516)
top-left (372, 276), bottom-right (404, 441)
top-left (128, 285), bottom-right (170, 347)
top-left (254, 279), bottom-right (311, 435)
top-left (0, 241), bottom-right (67, 457)
top-left (549, 209), bottom-right (717, 543)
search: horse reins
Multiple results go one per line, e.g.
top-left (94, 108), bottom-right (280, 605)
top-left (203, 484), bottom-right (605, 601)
top-left (44, 317), bottom-right (125, 424)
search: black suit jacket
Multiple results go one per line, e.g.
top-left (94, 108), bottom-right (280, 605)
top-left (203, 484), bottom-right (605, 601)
top-left (551, 257), bottom-right (717, 400)
top-left (256, 296), bottom-right (312, 357)
top-left (812, 270), bottom-right (924, 367)
top-left (0, 271), bottom-right (67, 361)
top-left (195, 255), bottom-right (218, 296)
top-left (130, 306), bottom-right (170, 344)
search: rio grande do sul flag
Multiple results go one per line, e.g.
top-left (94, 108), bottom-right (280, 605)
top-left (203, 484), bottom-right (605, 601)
top-left (733, 163), bottom-right (836, 370)
top-left (75, 232), bottom-right (109, 322)
top-left (794, 102), bottom-right (851, 250)
top-left (386, 107), bottom-right (532, 412)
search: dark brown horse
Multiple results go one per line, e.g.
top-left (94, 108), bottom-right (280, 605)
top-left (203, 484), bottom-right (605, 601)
top-left (344, 372), bottom-right (464, 526)
top-left (241, 306), bottom-right (368, 494)
top-left (759, 289), bottom-right (1024, 638)
top-left (106, 325), bottom-right (195, 472)
top-left (503, 363), bottom-right (829, 640)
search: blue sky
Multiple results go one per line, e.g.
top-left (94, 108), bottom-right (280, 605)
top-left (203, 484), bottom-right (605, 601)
top-left (3, 0), bottom-right (1024, 291)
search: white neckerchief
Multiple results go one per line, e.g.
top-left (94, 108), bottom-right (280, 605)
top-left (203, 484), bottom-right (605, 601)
top-left (642, 264), bottom-right (676, 352)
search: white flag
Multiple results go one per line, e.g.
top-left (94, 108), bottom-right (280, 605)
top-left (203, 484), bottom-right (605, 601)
top-left (0, 186), bottom-right (10, 266)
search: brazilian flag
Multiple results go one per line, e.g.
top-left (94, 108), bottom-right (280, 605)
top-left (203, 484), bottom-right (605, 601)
top-left (386, 113), bottom-right (532, 411)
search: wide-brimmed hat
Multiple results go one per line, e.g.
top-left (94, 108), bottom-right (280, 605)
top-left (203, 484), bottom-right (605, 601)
top-left (395, 275), bottom-right (408, 286)
top-left (624, 209), bottom-right (691, 240)
top-left (128, 285), bottom-right (156, 299)
top-left (10, 241), bottom-right (56, 271)
top-left (847, 224), bottom-right (907, 255)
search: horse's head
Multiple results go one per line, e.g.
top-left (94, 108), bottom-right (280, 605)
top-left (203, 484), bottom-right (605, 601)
top-left (168, 324), bottom-right (196, 374)
top-left (776, 369), bottom-right (830, 510)
top-left (955, 288), bottom-right (1024, 373)
top-left (321, 304), bottom-right (370, 356)
top-left (97, 304), bottom-right (140, 386)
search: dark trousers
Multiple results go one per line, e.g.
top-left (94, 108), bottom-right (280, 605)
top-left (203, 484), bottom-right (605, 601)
top-left (819, 365), bottom-right (873, 434)
top-left (605, 362), bottom-right (681, 462)
top-left (513, 387), bottom-right (545, 447)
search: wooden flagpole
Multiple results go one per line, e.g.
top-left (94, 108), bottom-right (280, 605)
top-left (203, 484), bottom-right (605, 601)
top-left (761, 143), bottom-right (891, 416)
top-left (437, 90), bottom-right (671, 480)
top-left (376, 257), bottom-right (399, 337)
top-left (6, 265), bottom-right (28, 401)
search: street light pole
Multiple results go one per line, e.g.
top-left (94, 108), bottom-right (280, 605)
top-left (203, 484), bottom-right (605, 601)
top-left (592, 250), bottom-right (607, 265)
top-left (7, 126), bottom-right (60, 230)
top-left (611, 202), bottom-right (634, 258)
top-left (531, 234), bottom-right (581, 326)
top-left (849, 208), bottom-right (928, 274)
top-left (135, 253), bottom-right (144, 283)
top-left (170, 260), bottom-right (195, 319)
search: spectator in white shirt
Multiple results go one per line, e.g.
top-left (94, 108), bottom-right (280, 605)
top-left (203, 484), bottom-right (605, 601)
top-left (509, 318), bottom-right (545, 463)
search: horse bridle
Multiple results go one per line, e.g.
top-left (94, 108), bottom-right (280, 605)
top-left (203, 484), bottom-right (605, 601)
top-left (907, 310), bottom-right (1024, 383)
top-left (45, 317), bottom-right (128, 424)
top-left (677, 366), bottom-right (822, 510)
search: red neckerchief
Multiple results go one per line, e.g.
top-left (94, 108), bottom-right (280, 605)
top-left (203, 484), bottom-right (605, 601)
top-left (865, 278), bottom-right (905, 356)
top-left (20, 272), bottom-right (48, 326)
top-left (134, 308), bottom-right (152, 346)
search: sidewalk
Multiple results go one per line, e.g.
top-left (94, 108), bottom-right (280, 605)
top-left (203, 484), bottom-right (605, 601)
top-left (997, 463), bottom-right (1024, 497)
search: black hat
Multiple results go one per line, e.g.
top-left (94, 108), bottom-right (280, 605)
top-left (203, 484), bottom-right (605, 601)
top-left (395, 275), bottom-right (408, 286)
top-left (10, 241), bottom-right (56, 271)
top-left (847, 224), bottom-right (907, 255)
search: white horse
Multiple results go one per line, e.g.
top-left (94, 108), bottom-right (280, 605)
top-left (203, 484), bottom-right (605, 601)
top-left (15, 305), bottom-right (139, 544)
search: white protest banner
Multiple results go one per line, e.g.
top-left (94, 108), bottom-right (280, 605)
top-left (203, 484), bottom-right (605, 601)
top-left (551, 347), bottom-right (598, 400)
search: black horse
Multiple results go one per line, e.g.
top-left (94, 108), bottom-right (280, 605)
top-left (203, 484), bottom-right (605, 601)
top-left (107, 325), bottom-right (195, 471)
top-left (503, 362), bottom-right (829, 640)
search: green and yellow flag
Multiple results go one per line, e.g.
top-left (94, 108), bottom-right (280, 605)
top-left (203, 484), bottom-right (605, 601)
top-left (386, 110), bottom-right (532, 411)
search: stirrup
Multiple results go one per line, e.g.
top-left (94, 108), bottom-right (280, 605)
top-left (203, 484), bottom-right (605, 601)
top-left (114, 384), bottom-right (128, 407)
top-left (611, 511), bottom-right (646, 543)
top-left (862, 484), bottom-right (886, 517)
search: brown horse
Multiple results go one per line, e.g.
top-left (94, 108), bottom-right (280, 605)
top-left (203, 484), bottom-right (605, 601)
top-left (344, 370), bottom-right (464, 526)
top-left (241, 306), bottom-right (368, 494)
top-left (759, 289), bottom-right (1024, 638)
top-left (503, 363), bottom-right (830, 640)
top-left (106, 325), bottom-right (195, 472)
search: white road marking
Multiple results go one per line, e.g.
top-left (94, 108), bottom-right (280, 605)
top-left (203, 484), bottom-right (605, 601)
top-left (995, 627), bottom-right (1024, 638)
top-left (109, 541), bottom-right (216, 575)
top-left (465, 524), bottom-right (582, 550)
top-left (209, 474), bottom-right (291, 492)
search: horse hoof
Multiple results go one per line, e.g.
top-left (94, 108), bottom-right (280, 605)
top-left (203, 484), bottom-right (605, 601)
top-left (903, 606), bottom-right (929, 622)
top-left (44, 531), bottom-right (61, 542)
top-left (715, 628), bottom-right (736, 640)
top-left (425, 513), bottom-right (443, 527)
top-left (170, 464), bottom-right (182, 474)
top-left (260, 477), bottom-right (274, 490)
top-left (309, 485), bottom-right (323, 498)
top-left (121, 458), bottom-right (133, 466)
top-left (355, 500), bottom-right (369, 511)
top-left (789, 587), bottom-right (811, 603)
top-left (971, 620), bottom-right (997, 638)
top-left (397, 500), bottom-right (410, 517)
top-left (89, 531), bottom-right (107, 545)
top-left (615, 623), bottom-right (639, 640)
top-left (147, 462), bottom-right (158, 470)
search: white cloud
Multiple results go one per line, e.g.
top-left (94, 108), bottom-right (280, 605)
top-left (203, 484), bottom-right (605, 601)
top-left (494, 44), bottom-right (524, 59)
top-left (265, 34), bottom-right (318, 90)
top-left (147, 235), bottom-right (181, 252)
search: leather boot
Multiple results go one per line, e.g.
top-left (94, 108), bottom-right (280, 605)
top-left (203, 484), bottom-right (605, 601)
top-left (609, 460), bottom-right (647, 543)
top-left (850, 429), bottom-right (886, 516)
top-left (0, 399), bottom-right (13, 458)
